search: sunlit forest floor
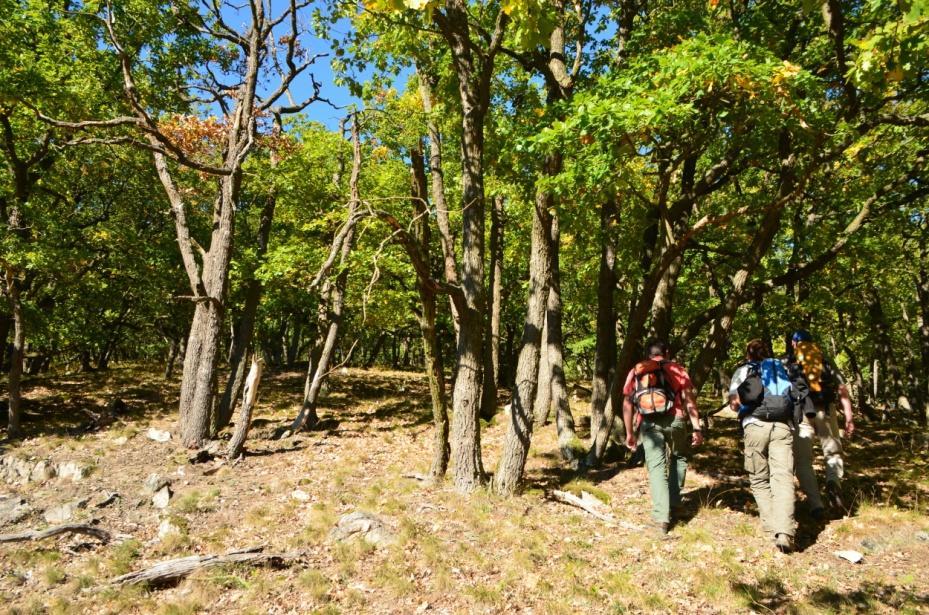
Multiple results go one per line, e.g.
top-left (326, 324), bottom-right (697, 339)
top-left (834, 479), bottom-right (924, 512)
top-left (2, 365), bottom-right (929, 614)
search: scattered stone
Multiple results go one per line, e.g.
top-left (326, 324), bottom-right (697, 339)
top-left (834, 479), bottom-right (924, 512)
top-left (834, 550), bottom-right (864, 564)
top-left (113, 436), bottom-right (129, 446)
top-left (57, 461), bottom-right (91, 482)
top-left (42, 497), bottom-right (89, 524)
top-left (29, 460), bottom-right (56, 483)
top-left (916, 531), bottom-right (929, 542)
top-left (330, 511), bottom-right (396, 547)
top-left (94, 492), bottom-right (120, 509)
top-left (0, 496), bottom-right (32, 526)
top-left (291, 489), bottom-right (310, 502)
top-left (143, 474), bottom-right (171, 495)
top-left (152, 486), bottom-right (172, 509)
top-left (157, 518), bottom-right (183, 539)
top-left (146, 428), bottom-right (171, 442)
top-left (860, 538), bottom-right (879, 552)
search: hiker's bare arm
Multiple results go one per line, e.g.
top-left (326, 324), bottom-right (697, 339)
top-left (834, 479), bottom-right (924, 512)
top-left (838, 383), bottom-right (854, 439)
top-left (729, 393), bottom-right (739, 412)
top-left (623, 397), bottom-right (636, 450)
top-left (684, 388), bottom-right (704, 446)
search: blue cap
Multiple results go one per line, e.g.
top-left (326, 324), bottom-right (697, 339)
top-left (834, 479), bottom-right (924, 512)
top-left (791, 329), bottom-right (813, 343)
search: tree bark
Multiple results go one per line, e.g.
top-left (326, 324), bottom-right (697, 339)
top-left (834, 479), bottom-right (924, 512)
top-left (4, 272), bottom-right (24, 438)
top-left (215, 192), bottom-right (276, 434)
top-left (417, 66), bottom-right (460, 335)
top-left (434, 2), bottom-right (508, 492)
top-left (164, 337), bottom-right (180, 380)
top-left (688, 131), bottom-right (796, 391)
top-left (589, 198), bottom-right (618, 446)
top-left (916, 251), bottom-right (929, 424)
top-left (492, 188), bottom-right (553, 495)
top-left (545, 212), bottom-right (578, 461)
top-left (479, 194), bottom-right (504, 420)
top-left (291, 114), bottom-right (362, 432)
top-left (410, 144), bottom-right (451, 479)
top-left (533, 310), bottom-right (553, 427)
top-left (227, 355), bottom-right (264, 459)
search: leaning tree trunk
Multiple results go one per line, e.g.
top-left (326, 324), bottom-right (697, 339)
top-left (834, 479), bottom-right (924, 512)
top-left (5, 274), bottom-right (24, 438)
top-left (409, 143), bottom-right (451, 479)
top-left (226, 355), bottom-right (264, 459)
top-left (492, 188), bottom-right (553, 495)
top-left (688, 132), bottom-right (795, 391)
top-left (418, 66), bottom-right (461, 337)
top-left (916, 255), bottom-right (929, 424)
top-left (589, 198), bottom-right (617, 446)
top-left (533, 312), bottom-right (553, 427)
top-left (479, 194), bottom-right (504, 420)
top-left (291, 115), bottom-right (362, 432)
top-left (545, 212), bottom-right (578, 461)
top-left (164, 338), bottom-right (180, 380)
top-left (215, 192), bottom-right (276, 434)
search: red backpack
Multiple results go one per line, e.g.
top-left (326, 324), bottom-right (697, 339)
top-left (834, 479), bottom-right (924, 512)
top-left (632, 359), bottom-right (677, 415)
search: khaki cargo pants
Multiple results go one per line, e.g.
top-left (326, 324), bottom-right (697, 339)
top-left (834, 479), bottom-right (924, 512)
top-left (794, 406), bottom-right (845, 510)
top-left (743, 421), bottom-right (796, 538)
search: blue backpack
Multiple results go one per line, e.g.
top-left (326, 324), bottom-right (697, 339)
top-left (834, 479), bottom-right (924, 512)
top-left (736, 358), bottom-right (795, 422)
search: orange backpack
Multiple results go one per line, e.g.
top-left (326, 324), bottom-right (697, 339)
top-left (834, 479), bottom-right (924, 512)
top-left (632, 360), bottom-right (676, 415)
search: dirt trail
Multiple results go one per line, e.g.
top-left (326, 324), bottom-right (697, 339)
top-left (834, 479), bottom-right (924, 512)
top-left (1, 365), bottom-right (928, 613)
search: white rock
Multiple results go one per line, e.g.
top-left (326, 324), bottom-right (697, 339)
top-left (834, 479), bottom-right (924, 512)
top-left (158, 518), bottom-right (182, 539)
top-left (57, 461), bottom-right (90, 482)
top-left (146, 428), bottom-right (171, 442)
top-left (152, 486), bottom-right (172, 509)
top-left (113, 436), bottom-right (129, 445)
top-left (0, 496), bottom-right (32, 526)
top-left (29, 460), bottom-right (56, 483)
top-left (330, 511), bottom-right (396, 546)
top-left (834, 550), bottom-right (864, 564)
top-left (44, 503), bottom-right (76, 524)
top-left (291, 489), bottom-right (310, 502)
top-left (143, 473), bottom-right (170, 494)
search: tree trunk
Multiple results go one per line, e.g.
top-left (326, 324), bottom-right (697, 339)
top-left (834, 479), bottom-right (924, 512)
top-left (916, 256), bottom-right (929, 424)
top-left (5, 274), bottom-right (24, 438)
top-left (533, 312), bottom-right (552, 427)
top-left (216, 193), bottom-right (276, 433)
top-left (492, 189), bottom-right (553, 495)
top-left (226, 356), bottom-right (264, 459)
top-left (589, 198), bottom-right (618, 446)
top-left (545, 212), bottom-right (578, 461)
top-left (291, 114), bottom-right (362, 432)
top-left (479, 194), bottom-right (504, 419)
top-left (164, 338), bottom-right (180, 380)
top-left (418, 68), bottom-right (460, 337)
top-left (175, 165), bottom-right (242, 448)
top-left (490, 194), bottom-right (504, 381)
top-left (364, 332), bottom-right (387, 368)
top-left (410, 144), bottom-right (451, 479)
top-left (688, 132), bottom-right (795, 391)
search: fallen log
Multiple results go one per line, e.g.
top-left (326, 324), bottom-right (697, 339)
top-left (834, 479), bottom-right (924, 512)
top-left (110, 545), bottom-right (299, 587)
top-left (549, 490), bottom-right (643, 531)
top-left (0, 523), bottom-right (111, 544)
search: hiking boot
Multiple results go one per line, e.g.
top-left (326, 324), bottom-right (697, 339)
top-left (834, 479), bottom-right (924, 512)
top-left (653, 521), bottom-right (670, 537)
top-left (826, 481), bottom-right (845, 512)
top-left (775, 533), bottom-right (793, 553)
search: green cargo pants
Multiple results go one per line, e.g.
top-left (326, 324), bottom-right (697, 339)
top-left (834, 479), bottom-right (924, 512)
top-left (641, 414), bottom-right (690, 524)
top-left (743, 421), bottom-right (796, 538)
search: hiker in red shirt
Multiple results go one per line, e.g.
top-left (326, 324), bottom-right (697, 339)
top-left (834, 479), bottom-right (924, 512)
top-left (621, 339), bottom-right (703, 536)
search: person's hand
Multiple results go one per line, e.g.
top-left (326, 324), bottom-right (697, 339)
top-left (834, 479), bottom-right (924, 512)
top-left (691, 429), bottom-right (704, 447)
top-left (844, 419), bottom-right (854, 440)
top-left (625, 432), bottom-right (637, 451)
